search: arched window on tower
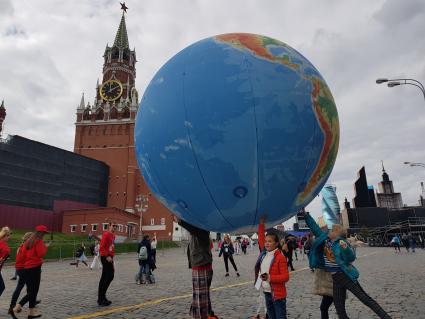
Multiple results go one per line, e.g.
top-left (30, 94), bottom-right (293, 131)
top-left (123, 49), bottom-right (130, 62)
top-left (110, 107), bottom-right (118, 120)
top-left (96, 108), bottom-right (104, 121)
top-left (122, 106), bottom-right (130, 119)
top-left (111, 47), bottom-right (119, 60)
top-left (83, 108), bottom-right (91, 121)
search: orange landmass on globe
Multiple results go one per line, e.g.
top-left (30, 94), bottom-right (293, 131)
top-left (215, 33), bottom-right (299, 70)
top-left (296, 78), bottom-right (339, 204)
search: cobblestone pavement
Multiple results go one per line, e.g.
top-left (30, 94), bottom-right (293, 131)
top-left (0, 246), bottom-right (424, 318)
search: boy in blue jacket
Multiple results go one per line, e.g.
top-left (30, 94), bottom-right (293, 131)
top-left (303, 211), bottom-right (391, 319)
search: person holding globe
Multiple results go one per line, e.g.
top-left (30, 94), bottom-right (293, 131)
top-left (302, 210), bottom-right (391, 319)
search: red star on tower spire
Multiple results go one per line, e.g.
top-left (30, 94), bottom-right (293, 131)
top-left (120, 2), bottom-right (128, 13)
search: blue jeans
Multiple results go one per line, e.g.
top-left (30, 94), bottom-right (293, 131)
top-left (138, 262), bottom-right (150, 281)
top-left (264, 292), bottom-right (287, 319)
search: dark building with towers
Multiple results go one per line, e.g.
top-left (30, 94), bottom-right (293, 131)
top-left (341, 165), bottom-right (425, 244)
top-left (353, 166), bottom-right (377, 208)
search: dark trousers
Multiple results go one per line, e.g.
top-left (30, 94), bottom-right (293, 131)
top-left (152, 249), bottom-right (157, 263)
top-left (320, 295), bottom-right (334, 319)
top-left (286, 255), bottom-right (294, 271)
top-left (223, 255), bottom-right (238, 273)
top-left (98, 256), bottom-right (114, 302)
top-left (332, 272), bottom-right (391, 319)
top-left (0, 273), bottom-right (5, 297)
top-left (264, 292), bottom-right (287, 319)
top-left (22, 266), bottom-right (41, 308)
top-left (10, 269), bottom-right (29, 307)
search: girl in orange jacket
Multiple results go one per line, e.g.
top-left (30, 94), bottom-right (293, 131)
top-left (255, 218), bottom-right (289, 319)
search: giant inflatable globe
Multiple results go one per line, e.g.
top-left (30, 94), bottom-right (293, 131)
top-left (135, 33), bottom-right (339, 233)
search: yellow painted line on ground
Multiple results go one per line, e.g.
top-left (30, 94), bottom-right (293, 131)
top-left (67, 267), bottom-right (309, 319)
top-left (67, 251), bottom-right (381, 319)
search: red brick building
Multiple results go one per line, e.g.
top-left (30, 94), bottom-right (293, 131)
top-left (64, 11), bottom-right (175, 240)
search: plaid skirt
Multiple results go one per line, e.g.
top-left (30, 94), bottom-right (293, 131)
top-left (190, 268), bottom-right (213, 319)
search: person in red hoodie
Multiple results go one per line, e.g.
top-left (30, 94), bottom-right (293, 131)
top-left (21, 225), bottom-right (49, 319)
top-left (97, 221), bottom-right (116, 307)
top-left (8, 232), bottom-right (33, 319)
top-left (0, 226), bottom-right (12, 298)
top-left (254, 218), bottom-right (289, 319)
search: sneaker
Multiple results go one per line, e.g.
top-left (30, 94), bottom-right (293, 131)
top-left (236, 272), bottom-right (240, 277)
top-left (225, 273), bottom-right (229, 277)
top-left (97, 299), bottom-right (112, 307)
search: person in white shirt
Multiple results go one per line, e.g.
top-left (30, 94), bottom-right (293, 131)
top-left (90, 240), bottom-right (102, 270)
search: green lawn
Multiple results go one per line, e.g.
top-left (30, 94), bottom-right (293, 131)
top-left (5, 229), bottom-right (178, 262)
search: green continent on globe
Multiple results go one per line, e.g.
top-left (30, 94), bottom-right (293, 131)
top-left (297, 78), bottom-right (339, 204)
top-left (215, 33), bottom-right (340, 205)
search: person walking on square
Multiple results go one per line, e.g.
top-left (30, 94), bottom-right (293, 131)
top-left (408, 234), bottom-right (416, 253)
top-left (0, 226), bottom-right (12, 298)
top-left (176, 216), bottom-right (217, 319)
top-left (303, 211), bottom-right (392, 319)
top-left (218, 234), bottom-right (240, 277)
top-left (151, 233), bottom-right (158, 263)
top-left (241, 238), bottom-right (249, 255)
top-left (282, 238), bottom-right (295, 271)
top-left (137, 235), bottom-right (152, 284)
top-left (72, 243), bottom-right (89, 267)
top-left (8, 232), bottom-right (33, 318)
top-left (254, 217), bottom-right (289, 319)
top-left (234, 239), bottom-right (241, 255)
top-left (90, 240), bottom-right (102, 270)
top-left (401, 234), bottom-right (409, 252)
top-left (20, 225), bottom-right (50, 319)
top-left (97, 222), bottom-right (116, 307)
top-left (390, 236), bottom-right (401, 253)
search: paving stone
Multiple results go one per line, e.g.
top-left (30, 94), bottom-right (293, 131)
top-left (0, 247), bottom-right (423, 318)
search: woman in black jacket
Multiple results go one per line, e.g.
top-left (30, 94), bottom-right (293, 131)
top-left (219, 235), bottom-right (240, 277)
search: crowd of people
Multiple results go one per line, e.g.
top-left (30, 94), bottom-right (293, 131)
top-left (1, 210), bottom-right (416, 319)
top-left (178, 210), bottom-right (397, 319)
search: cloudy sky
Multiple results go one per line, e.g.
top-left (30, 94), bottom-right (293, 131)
top-left (1, 0), bottom-right (425, 227)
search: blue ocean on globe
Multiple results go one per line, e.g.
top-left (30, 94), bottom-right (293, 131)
top-left (135, 33), bottom-right (339, 233)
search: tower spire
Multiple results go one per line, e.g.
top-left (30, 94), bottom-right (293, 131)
top-left (79, 92), bottom-right (85, 109)
top-left (0, 100), bottom-right (6, 138)
top-left (381, 160), bottom-right (386, 172)
top-left (113, 11), bottom-right (129, 49)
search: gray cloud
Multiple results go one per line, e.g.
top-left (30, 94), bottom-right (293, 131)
top-left (1, 0), bottom-right (425, 228)
top-left (0, 0), bottom-right (13, 17)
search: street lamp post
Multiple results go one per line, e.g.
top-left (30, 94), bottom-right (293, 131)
top-left (403, 161), bottom-right (425, 168)
top-left (135, 194), bottom-right (149, 239)
top-left (376, 78), bottom-right (425, 101)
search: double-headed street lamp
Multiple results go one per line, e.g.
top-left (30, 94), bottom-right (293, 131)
top-left (404, 161), bottom-right (425, 168)
top-left (376, 78), bottom-right (425, 101)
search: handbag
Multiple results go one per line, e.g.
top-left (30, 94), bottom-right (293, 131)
top-left (312, 268), bottom-right (333, 297)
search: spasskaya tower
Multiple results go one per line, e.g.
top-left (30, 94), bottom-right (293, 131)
top-left (73, 5), bottom-right (174, 239)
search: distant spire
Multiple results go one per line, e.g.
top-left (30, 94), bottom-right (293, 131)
top-left (381, 160), bottom-right (390, 182)
top-left (0, 100), bottom-right (6, 137)
top-left (79, 92), bottom-right (85, 109)
top-left (113, 12), bottom-right (129, 49)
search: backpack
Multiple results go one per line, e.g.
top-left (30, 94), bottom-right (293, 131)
top-left (138, 246), bottom-right (148, 261)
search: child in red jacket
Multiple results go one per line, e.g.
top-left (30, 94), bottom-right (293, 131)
top-left (255, 218), bottom-right (289, 319)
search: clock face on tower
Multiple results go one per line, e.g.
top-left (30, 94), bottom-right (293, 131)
top-left (99, 80), bottom-right (123, 102)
